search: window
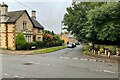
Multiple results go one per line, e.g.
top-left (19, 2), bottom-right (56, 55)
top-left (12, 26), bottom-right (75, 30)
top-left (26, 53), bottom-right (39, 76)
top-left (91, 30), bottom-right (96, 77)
top-left (25, 35), bottom-right (32, 42)
top-left (23, 21), bottom-right (27, 30)
top-left (37, 37), bottom-right (41, 41)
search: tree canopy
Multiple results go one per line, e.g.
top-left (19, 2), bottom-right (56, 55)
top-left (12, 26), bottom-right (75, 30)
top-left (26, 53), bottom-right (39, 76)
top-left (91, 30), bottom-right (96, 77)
top-left (63, 2), bottom-right (120, 45)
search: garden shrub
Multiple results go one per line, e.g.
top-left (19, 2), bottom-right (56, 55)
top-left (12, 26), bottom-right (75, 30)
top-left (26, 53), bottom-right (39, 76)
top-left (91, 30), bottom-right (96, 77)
top-left (111, 48), bottom-right (116, 55)
top-left (95, 44), bottom-right (100, 51)
top-left (36, 41), bottom-right (45, 49)
top-left (100, 48), bottom-right (104, 53)
top-left (23, 42), bottom-right (38, 50)
top-left (16, 32), bottom-right (26, 50)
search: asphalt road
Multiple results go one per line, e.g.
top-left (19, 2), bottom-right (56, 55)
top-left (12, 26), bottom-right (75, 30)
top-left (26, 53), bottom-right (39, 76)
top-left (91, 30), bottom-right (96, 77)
top-left (2, 44), bottom-right (119, 78)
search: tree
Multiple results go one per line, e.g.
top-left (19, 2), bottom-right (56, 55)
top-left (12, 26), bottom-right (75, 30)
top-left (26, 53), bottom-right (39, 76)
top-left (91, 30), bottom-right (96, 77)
top-left (51, 31), bottom-right (55, 35)
top-left (63, 2), bottom-right (120, 45)
top-left (16, 32), bottom-right (26, 50)
top-left (63, 2), bottom-right (104, 41)
top-left (87, 2), bottom-right (120, 44)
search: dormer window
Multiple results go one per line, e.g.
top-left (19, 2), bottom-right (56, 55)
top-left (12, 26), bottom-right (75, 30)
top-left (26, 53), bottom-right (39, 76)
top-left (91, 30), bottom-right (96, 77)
top-left (23, 21), bottom-right (27, 30)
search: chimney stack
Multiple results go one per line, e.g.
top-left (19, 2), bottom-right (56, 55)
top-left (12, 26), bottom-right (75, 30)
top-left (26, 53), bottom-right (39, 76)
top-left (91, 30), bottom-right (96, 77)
top-left (1, 2), bottom-right (8, 22)
top-left (31, 10), bottom-right (36, 19)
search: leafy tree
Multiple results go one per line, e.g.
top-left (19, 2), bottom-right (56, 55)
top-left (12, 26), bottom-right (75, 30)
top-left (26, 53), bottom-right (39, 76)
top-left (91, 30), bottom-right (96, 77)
top-left (63, 2), bottom-right (120, 45)
top-left (63, 2), bottom-right (104, 41)
top-left (87, 2), bottom-right (120, 43)
top-left (16, 32), bottom-right (26, 50)
top-left (44, 30), bottom-right (52, 34)
top-left (51, 31), bottom-right (55, 35)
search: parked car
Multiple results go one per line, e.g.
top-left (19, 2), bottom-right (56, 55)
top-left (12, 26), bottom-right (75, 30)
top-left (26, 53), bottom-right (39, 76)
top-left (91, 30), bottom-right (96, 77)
top-left (75, 42), bottom-right (79, 45)
top-left (73, 43), bottom-right (76, 47)
top-left (67, 43), bottom-right (74, 48)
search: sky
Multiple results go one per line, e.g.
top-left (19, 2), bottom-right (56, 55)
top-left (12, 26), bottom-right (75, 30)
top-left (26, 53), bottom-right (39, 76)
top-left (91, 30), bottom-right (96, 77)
top-left (0, 0), bottom-right (72, 34)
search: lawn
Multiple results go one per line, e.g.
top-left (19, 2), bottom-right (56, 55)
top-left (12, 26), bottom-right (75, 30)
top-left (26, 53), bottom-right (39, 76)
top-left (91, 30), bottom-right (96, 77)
top-left (33, 46), bottom-right (67, 54)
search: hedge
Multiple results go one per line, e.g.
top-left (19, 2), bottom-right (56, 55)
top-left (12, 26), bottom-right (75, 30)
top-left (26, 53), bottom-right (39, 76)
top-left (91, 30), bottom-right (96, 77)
top-left (16, 41), bottom-right (63, 50)
top-left (22, 42), bottom-right (38, 50)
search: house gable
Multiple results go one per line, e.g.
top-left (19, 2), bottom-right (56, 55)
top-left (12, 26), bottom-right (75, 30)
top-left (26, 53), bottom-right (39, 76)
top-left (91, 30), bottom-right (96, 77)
top-left (15, 10), bottom-right (33, 32)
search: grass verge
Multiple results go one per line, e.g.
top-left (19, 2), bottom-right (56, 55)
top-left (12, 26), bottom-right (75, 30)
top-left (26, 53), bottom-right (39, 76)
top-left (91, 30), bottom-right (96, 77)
top-left (33, 46), bottom-right (67, 54)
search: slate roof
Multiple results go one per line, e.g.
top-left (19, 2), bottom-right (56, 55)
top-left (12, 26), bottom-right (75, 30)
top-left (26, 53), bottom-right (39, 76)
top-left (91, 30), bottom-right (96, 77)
top-left (7, 10), bottom-right (25, 23)
top-left (31, 18), bottom-right (44, 29)
top-left (6, 10), bottom-right (44, 29)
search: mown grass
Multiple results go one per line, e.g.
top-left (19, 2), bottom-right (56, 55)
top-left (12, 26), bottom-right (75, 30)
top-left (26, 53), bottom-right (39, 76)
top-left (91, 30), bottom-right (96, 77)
top-left (33, 46), bottom-right (67, 54)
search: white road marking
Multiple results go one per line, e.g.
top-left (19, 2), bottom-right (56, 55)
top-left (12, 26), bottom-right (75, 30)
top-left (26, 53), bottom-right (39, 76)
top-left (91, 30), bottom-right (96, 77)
top-left (64, 57), bottom-right (70, 59)
top-left (90, 69), bottom-right (116, 74)
top-left (103, 70), bottom-right (116, 73)
top-left (4, 73), bottom-right (9, 76)
top-left (80, 58), bottom-right (88, 61)
top-left (14, 76), bottom-right (18, 78)
top-left (59, 57), bottom-right (63, 59)
top-left (80, 59), bottom-right (84, 60)
top-left (73, 58), bottom-right (79, 60)
top-left (90, 69), bottom-right (102, 72)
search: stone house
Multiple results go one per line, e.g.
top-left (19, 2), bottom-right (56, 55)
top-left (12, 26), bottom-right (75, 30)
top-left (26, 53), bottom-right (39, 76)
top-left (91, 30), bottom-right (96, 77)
top-left (61, 32), bottom-right (78, 44)
top-left (0, 2), bottom-right (44, 50)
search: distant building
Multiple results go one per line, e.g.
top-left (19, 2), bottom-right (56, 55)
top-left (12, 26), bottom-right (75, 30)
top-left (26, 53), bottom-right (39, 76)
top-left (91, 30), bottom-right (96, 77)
top-left (61, 32), bottom-right (77, 44)
top-left (0, 2), bottom-right (44, 50)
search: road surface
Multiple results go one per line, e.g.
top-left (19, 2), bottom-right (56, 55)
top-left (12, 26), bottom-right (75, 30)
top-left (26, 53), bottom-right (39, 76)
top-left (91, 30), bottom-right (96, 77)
top-left (2, 44), bottom-right (119, 78)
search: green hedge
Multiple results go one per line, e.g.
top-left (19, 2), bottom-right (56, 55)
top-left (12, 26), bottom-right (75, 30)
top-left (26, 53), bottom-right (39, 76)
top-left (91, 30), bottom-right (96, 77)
top-left (23, 42), bottom-right (38, 50)
top-left (48, 41), bottom-right (62, 47)
top-left (16, 41), bottom-right (63, 50)
top-left (36, 41), bottom-right (46, 48)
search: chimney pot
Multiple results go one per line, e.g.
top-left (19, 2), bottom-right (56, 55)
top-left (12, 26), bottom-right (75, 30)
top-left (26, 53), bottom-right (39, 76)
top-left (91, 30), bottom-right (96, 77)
top-left (32, 10), bottom-right (36, 19)
top-left (1, 2), bottom-right (8, 22)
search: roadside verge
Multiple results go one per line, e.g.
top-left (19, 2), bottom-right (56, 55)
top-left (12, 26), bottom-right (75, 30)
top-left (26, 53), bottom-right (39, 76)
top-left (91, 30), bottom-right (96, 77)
top-left (83, 43), bottom-right (120, 63)
top-left (0, 46), bottom-right (67, 55)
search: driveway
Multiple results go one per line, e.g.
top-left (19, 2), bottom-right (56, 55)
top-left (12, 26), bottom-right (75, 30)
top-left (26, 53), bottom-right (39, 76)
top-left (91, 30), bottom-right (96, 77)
top-left (2, 44), bottom-right (119, 78)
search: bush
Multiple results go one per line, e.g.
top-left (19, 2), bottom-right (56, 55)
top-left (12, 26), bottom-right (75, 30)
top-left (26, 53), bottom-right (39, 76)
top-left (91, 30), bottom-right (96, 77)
top-left (100, 48), bottom-right (104, 53)
top-left (111, 48), bottom-right (116, 55)
top-left (23, 42), bottom-right (38, 50)
top-left (95, 44), bottom-right (100, 51)
top-left (48, 41), bottom-right (62, 47)
top-left (36, 41), bottom-right (46, 49)
top-left (16, 32), bottom-right (26, 50)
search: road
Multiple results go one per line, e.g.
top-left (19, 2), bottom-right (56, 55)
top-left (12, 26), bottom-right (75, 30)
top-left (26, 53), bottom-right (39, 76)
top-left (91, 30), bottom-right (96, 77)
top-left (2, 44), bottom-right (119, 78)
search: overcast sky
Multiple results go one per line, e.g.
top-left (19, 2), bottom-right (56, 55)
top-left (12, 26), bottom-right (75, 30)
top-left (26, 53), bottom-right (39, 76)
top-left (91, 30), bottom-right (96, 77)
top-left (0, 0), bottom-right (72, 34)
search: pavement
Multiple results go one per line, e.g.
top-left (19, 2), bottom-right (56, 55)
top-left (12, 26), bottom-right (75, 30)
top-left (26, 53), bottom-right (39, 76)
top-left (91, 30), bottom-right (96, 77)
top-left (1, 44), bottom-right (119, 78)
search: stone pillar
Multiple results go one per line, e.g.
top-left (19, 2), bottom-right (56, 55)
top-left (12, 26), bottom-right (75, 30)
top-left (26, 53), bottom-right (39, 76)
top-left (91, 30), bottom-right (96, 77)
top-left (108, 51), bottom-right (110, 57)
top-left (98, 51), bottom-right (100, 55)
top-left (94, 50), bottom-right (96, 54)
top-left (105, 50), bottom-right (107, 55)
